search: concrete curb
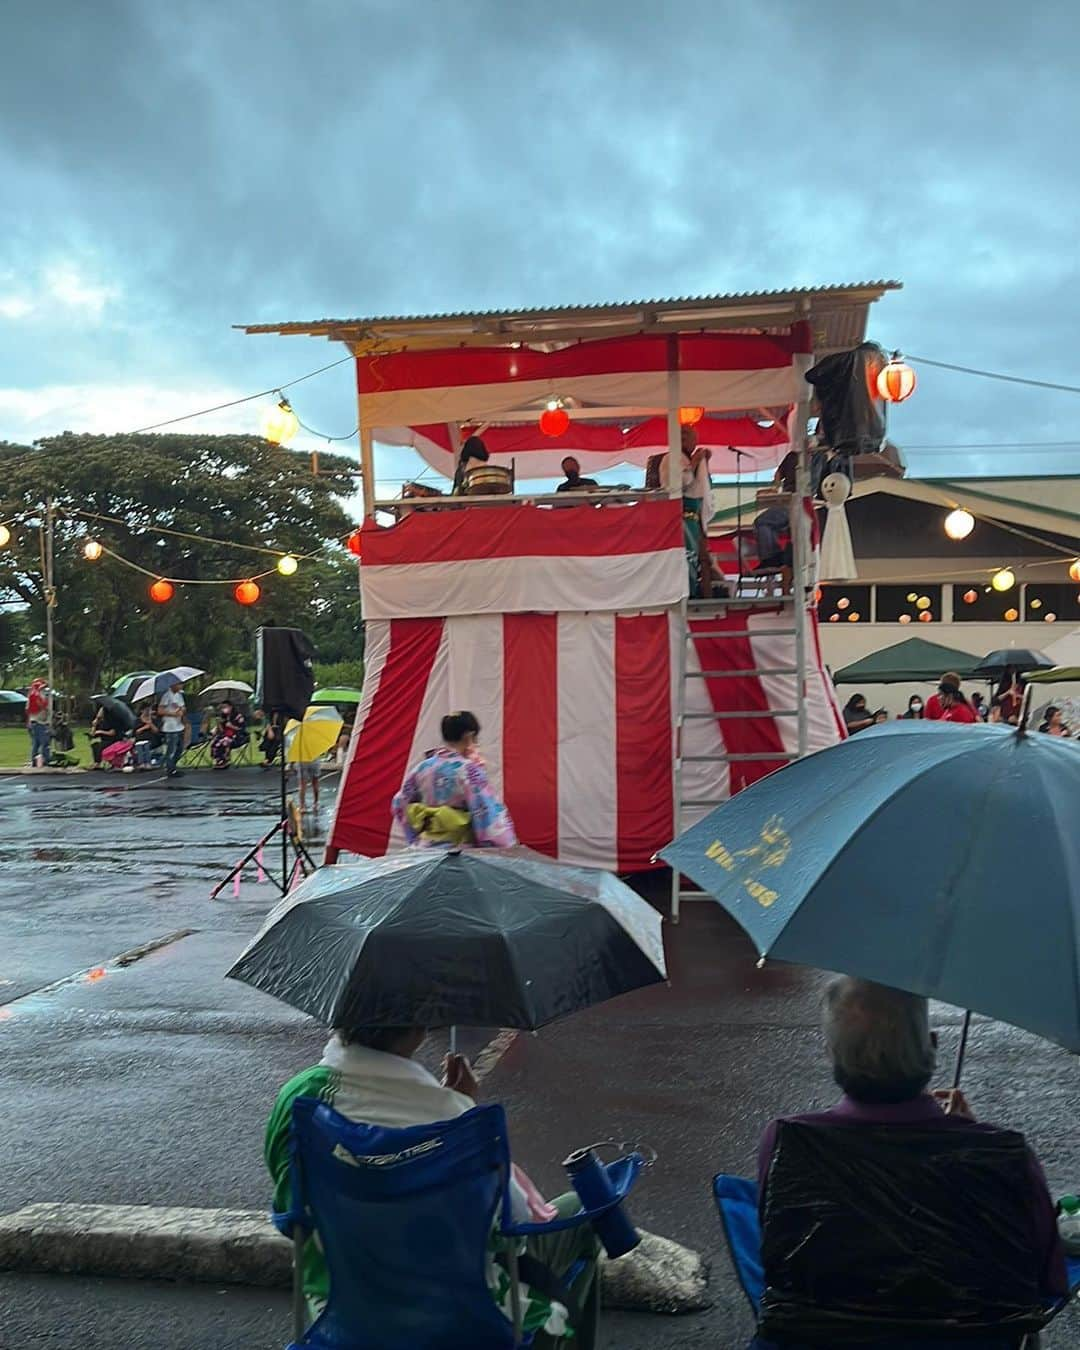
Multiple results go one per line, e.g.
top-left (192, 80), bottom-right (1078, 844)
top-left (0, 1204), bottom-right (712, 1312)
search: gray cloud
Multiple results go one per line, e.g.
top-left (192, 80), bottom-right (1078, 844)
top-left (2, 0), bottom-right (1079, 478)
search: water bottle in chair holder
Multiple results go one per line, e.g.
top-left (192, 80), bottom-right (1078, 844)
top-left (562, 1139), bottom-right (655, 1260)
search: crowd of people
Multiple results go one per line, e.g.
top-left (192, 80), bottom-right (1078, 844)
top-left (843, 670), bottom-right (1073, 736)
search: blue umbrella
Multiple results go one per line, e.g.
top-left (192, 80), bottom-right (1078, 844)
top-left (661, 720), bottom-right (1080, 1054)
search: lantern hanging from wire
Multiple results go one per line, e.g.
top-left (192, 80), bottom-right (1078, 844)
top-left (346, 530), bottom-right (363, 557)
top-left (234, 579), bottom-right (261, 606)
top-left (1004, 607), bottom-right (1019, 622)
top-left (149, 579), bottom-right (174, 604)
top-left (539, 401), bottom-right (570, 438)
top-left (916, 595), bottom-right (931, 610)
top-left (992, 568), bottom-right (1016, 592)
top-left (678, 406), bottom-right (705, 426)
top-left (83, 539), bottom-right (103, 561)
top-left (877, 354), bottom-right (917, 404)
top-left (262, 396), bottom-right (299, 446)
top-left (1069, 560), bottom-right (1080, 583)
top-left (0, 524), bottom-right (10, 549)
top-left (944, 508), bottom-right (974, 540)
top-left (918, 610), bottom-right (932, 623)
top-left (898, 613), bottom-right (912, 624)
top-left (1045, 612), bottom-right (1057, 623)
top-left (962, 589), bottom-right (978, 605)
top-left (276, 554), bottom-right (299, 576)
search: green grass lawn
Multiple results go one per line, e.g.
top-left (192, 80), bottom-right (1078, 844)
top-left (0, 724), bottom-right (91, 768)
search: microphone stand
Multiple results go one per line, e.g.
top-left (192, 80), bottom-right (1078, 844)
top-left (732, 447), bottom-right (751, 593)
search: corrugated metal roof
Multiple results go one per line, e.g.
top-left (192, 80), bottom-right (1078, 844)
top-left (237, 281), bottom-right (901, 352)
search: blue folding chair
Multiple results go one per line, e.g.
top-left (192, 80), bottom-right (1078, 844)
top-left (274, 1097), bottom-right (643, 1350)
top-left (714, 1174), bottom-right (1080, 1350)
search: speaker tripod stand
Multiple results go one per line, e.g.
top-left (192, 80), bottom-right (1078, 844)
top-left (210, 736), bottom-right (319, 900)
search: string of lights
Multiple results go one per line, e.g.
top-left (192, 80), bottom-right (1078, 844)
top-left (906, 355), bottom-right (1080, 397)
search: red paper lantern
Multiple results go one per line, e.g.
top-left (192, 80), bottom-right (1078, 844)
top-left (538, 406), bottom-right (570, 437)
top-left (234, 580), bottom-right (261, 606)
top-left (963, 589), bottom-right (978, 605)
top-left (876, 359), bottom-right (917, 403)
top-left (678, 406), bottom-right (705, 426)
top-left (149, 579), bottom-right (174, 604)
top-left (918, 610), bottom-right (932, 622)
top-left (346, 530), bottom-right (363, 557)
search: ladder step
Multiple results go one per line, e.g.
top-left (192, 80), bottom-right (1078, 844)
top-left (687, 668), bottom-right (798, 679)
top-left (687, 628), bottom-right (797, 639)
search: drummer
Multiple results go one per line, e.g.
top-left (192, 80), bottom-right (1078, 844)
top-left (555, 456), bottom-right (599, 494)
top-left (451, 434), bottom-right (490, 495)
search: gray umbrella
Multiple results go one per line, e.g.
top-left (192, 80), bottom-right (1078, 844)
top-left (227, 849), bottom-right (666, 1030)
top-left (90, 694), bottom-right (137, 731)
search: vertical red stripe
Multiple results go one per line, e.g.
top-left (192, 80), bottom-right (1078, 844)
top-left (690, 615), bottom-right (788, 795)
top-left (503, 614), bottom-right (558, 857)
top-left (329, 617), bottom-right (444, 858)
top-left (615, 614), bottom-right (673, 871)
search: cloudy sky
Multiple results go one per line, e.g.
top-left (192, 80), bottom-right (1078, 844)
top-left (3, 0), bottom-right (1079, 489)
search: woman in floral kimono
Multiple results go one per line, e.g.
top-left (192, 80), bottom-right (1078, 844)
top-left (392, 711), bottom-right (517, 848)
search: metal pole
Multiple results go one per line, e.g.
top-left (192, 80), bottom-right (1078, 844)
top-left (951, 1009), bottom-right (972, 1090)
top-left (279, 719), bottom-right (289, 891)
top-left (44, 497), bottom-right (56, 726)
top-left (359, 426), bottom-right (376, 520)
top-left (790, 380), bottom-right (812, 760)
top-left (666, 338), bottom-right (681, 499)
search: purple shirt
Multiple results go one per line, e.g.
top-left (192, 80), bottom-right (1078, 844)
top-left (757, 1094), bottom-right (1067, 1299)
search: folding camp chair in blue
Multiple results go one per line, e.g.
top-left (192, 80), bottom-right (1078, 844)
top-left (714, 1174), bottom-right (1080, 1350)
top-left (274, 1096), bottom-right (644, 1350)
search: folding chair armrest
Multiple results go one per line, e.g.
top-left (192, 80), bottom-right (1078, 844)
top-left (503, 1155), bottom-right (644, 1238)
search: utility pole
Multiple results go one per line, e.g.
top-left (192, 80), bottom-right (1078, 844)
top-left (43, 497), bottom-right (56, 721)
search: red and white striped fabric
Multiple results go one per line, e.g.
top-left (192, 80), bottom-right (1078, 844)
top-left (359, 498), bottom-right (687, 620)
top-left (330, 609), bottom-right (678, 871)
top-left (328, 498), bottom-right (844, 869)
top-left (357, 328), bottom-right (813, 429)
top-left (379, 415), bottom-right (789, 480)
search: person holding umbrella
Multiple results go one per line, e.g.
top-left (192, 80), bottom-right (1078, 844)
top-left (392, 711), bottom-right (517, 848)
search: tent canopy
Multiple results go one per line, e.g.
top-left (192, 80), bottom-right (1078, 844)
top-left (832, 637), bottom-right (982, 685)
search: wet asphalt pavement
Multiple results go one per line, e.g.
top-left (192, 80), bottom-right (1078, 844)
top-left (0, 768), bottom-right (1077, 1348)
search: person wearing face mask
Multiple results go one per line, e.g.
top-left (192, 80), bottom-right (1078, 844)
top-left (899, 695), bottom-right (924, 720)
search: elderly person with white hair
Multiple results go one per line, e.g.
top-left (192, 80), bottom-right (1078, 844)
top-left (755, 977), bottom-right (1067, 1340)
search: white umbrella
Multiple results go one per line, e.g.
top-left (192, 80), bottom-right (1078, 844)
top-left (131, 667), bottom-right (205, 704)
top-left (200, 679), bottom-right (255, 699)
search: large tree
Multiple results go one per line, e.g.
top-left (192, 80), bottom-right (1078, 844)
top-left (0, 432), bottom-right (362, 698)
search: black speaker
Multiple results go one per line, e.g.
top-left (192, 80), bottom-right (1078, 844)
top-left (255, 626), bottom-right (316, 722)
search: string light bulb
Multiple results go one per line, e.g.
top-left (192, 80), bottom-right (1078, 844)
top-left (944, 508), bottom-right (974, 540)
top-left (234, 580), bottom-right (261, 606)
top-left (0, 524), bottom-right (10, 548)
top-left (149, 579), bottom-right (174, 604)
top-left (262, 396), bottom-right (299, 446)
top-left (992, 568), bottom-right (1016, 592)
top-left (276, 554), bottom-right (299, 576)
top-left (83, 539), bottom-right (103, 561)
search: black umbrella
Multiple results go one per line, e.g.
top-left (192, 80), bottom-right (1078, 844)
top-left (973, 648), bottom-right (1054, 678)
top-left (226, 849), bottom-right (667, 1030)
top-left (90, 694), bottom-right (137, 731)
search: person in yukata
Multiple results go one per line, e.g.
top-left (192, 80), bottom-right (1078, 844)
top-left (392, 710), bottom-right (517, 848)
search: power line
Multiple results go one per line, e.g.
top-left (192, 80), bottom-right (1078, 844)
top-left (907, 354), bottom-right (1080, 397)
top-left (127, 355), bottom-right (353, 434)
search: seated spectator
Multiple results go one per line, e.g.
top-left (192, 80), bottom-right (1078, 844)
top-left (266, 1024), bottom-right (600, 1347)
top-left (872, 707), bottom-right (888, 725)
top-left (1039, 705), bottom-right (1069, 736)
top-left (899, 694), bottom-right (924, 720)
top-left (756, 978), bottom-right (1066, 1346)
top-left (132, 705), bottom-right (163, 769)
top-left (88, 703), bottom-right (121, 767)
top-left (555, 456), bottom-right (599, 494)
top-left (925, 673), bottom-right (978, 724)
top-left (971, 691), bottom-right (989, 722)
top-left (842, 693), bottom-right (875, 735)
top-left (210, 700), bottom-right (248, 769)
top-left (257, 710), bottom-right (281, 768)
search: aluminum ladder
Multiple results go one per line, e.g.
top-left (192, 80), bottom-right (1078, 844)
top-left (670, 591), bottom-right (803, 921)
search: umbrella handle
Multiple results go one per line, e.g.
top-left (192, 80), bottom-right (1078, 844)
top-left (1017, 685), bottom-right (1034, 735)
top-left (951, 1009), bottom-right (972, 1090)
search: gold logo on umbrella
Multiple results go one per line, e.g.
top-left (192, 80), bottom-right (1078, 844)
top-left (705, 815), bottom-right (790, 908)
